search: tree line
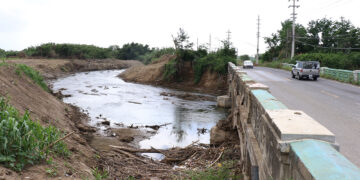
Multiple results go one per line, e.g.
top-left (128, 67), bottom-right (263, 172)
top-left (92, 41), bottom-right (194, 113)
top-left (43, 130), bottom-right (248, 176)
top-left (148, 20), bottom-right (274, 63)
top-left (0, 42), bottom-right (156, 62)
top-left (262, 17), bottom-right (360, 70)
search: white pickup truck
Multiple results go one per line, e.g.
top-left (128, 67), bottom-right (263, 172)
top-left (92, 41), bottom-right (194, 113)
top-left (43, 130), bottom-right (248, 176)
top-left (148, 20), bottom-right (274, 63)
top-left (291, 61), bottom-right (320, 81)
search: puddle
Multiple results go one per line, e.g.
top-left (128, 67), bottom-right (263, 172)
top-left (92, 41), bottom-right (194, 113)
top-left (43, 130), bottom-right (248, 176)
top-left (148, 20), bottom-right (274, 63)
top-left (52, 70), bottom-right (226, 157)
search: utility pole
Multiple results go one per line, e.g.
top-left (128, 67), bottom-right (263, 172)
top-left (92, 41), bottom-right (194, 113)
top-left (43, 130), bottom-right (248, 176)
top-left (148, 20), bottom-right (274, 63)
top-left (209, 34), bottom-right (212, 53)
top-left (197, 38), bottom-right (199, 50)
top-left (289, 0), bottom-right (299, 59)
top-left (256, 15), bottom-right (260, 64)
top-left (226, 30), bottom-right (231, 47)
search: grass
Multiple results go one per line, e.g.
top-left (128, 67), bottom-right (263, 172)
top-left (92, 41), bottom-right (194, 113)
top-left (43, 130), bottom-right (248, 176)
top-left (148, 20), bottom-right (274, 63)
top-left (0, 97), bottom-right (70, 171)
top-left (92, 167), bottom-right (109, 180)
top-left (15, 64), bottom-right (50, 92)
top-left (185, 161), bottom-right (242, 180)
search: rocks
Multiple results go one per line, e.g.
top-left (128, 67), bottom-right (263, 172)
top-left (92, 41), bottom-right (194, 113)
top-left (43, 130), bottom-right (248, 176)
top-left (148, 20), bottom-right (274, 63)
top-left (217, 95), bottom-right (231, 108)
top-left (101, 120), bottom-right (110, 126)
top-left (210, 126), bottom-right (232, 146)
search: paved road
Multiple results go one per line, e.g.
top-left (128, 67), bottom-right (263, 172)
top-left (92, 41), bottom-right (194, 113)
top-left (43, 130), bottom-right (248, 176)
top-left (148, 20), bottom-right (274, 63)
top-left (243, 67), bottom-right (360, 167)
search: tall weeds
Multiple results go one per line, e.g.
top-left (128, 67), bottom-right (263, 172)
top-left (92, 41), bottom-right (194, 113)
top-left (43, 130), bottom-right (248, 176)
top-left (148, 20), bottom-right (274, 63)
top-left (0, 97), bottom-right (69, 171)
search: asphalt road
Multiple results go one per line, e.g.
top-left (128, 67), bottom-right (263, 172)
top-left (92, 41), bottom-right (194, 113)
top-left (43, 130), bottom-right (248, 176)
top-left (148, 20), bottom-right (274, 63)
top-left (243, 67), bottom-right (360, 167)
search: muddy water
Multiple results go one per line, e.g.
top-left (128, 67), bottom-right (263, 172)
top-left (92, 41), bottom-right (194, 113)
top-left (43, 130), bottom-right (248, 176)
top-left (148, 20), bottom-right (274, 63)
top-left (52, 70), bottom-right (225, 154)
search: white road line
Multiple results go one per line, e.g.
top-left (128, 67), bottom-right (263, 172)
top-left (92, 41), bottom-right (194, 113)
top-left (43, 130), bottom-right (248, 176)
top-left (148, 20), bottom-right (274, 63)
top-left (321, 90), bottom-right (339, 99)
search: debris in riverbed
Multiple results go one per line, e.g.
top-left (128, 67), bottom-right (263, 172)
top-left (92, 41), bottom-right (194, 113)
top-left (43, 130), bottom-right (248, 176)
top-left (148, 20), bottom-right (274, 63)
top-left (197, 128), bottom-right (208, 134)
top-left (159, 92), bottom-right (216, 101)
top-left (101, 120), bottom-right (110, 126)
top-left (145, 123), bottom-right (171, 130)
top-left (128, 101), bottom-right (142, 104)
top-left (91, 89), bottom-right (99, 93)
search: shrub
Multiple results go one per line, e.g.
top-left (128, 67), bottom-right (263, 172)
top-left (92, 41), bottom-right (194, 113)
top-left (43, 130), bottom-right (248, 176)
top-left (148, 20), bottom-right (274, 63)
top-left (15, 64), bottom-right (49, 92)
top-left (163, 58), bottom-right (177, 81)
top-left (0, 97), bottom-right (69, 171)
top-left (193, 48), bottom-right (236, 83)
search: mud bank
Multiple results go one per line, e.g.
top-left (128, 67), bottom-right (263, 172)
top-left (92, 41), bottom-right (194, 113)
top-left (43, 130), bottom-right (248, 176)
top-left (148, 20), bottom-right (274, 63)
top-left (119, 55), bottom-right (228, 95)
top-left (0, 59), bottom-right (147, 179)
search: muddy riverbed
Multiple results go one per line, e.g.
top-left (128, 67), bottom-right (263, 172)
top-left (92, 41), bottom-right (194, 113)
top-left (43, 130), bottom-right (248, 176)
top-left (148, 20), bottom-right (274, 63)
top-left (52, 70), bottom-right (226, 158)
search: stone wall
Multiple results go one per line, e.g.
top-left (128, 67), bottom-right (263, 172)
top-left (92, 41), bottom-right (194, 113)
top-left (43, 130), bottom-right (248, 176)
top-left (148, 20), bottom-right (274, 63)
top-left (224, 62), bottom-right (360, 180)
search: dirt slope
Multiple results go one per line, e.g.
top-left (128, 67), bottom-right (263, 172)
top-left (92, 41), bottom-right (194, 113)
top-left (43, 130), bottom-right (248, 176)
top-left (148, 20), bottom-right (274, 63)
top-left (0, 59), bottom-right (145, 179)
top-left (7, 58), bottom-right (142, 79)
top-left (0, 65), bottom-right (97, 179)
top-left (120, 55), bottom-right (227, 95)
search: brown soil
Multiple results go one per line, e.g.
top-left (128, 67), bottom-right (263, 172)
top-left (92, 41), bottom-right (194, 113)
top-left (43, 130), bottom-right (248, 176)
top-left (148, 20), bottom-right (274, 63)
top-left (7, 58), bottom-right (142, 80)
top-left (119, 55), bottom-right (228, 95)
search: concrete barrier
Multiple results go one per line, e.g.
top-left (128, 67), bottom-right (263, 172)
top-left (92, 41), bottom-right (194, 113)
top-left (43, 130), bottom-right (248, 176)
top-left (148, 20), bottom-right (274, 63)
top-left (225, 62), bottom-right (360, 180)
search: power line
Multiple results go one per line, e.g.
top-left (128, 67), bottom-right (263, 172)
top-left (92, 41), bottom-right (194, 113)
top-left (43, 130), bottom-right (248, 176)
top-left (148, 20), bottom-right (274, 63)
top-left (289, 0), bottom-right (300, 59)
top-left (296, 39), bottom-right (360, 50)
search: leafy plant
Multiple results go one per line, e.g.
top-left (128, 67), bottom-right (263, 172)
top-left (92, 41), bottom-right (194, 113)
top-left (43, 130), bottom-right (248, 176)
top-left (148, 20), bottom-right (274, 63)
top-left (92, 167), bottom-right (109, 180)
top-left (45, 167), bottom-right (58, 177)
top-left (0, 97), bottom-right (69, 171)
top-left (186, 161), bottom-right (242, 180)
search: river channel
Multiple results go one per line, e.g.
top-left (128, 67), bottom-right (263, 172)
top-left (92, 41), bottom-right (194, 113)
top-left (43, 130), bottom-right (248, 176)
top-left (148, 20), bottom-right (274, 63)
top-left (52, 70), bottom-right (226, 154)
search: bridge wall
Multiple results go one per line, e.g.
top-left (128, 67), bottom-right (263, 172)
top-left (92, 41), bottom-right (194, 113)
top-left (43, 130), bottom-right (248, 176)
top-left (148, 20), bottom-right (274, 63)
top-left (226, 62), bottom-right (360, 180)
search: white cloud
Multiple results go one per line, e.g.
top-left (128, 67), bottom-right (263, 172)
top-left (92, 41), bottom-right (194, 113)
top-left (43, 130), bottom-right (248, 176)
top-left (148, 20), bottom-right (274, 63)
top-left (0, 0), bottom-right (359, 55)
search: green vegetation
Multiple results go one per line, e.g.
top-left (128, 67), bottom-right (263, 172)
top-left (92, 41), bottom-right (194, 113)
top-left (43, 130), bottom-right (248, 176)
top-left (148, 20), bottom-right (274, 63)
top-left (186, 161), bottom-right (242, 180)
top-left (0, 97), bottom-right (70, 171)
top-left (15, 64), bottom-right (49, 92)
top-left (92, 167), bottom-right (109, 180)
top-left (163, 58), bottom-right (178, 80)
top-left (139, 48), bottom-right (175, 64)
top-left (294, 53), bottom-right (360, 70)
top-left (259, 60), bottom-right (292, 71)
top-left (239, 54), bottom-right (250, 60)
top-left (3, 42), bottom-right (153, 61)
top-left (163, 28), bottom-right (237, 82)
top-left (262, 17), bottom-right (360, 70)
top-left (194, 45), bottom-right (237, 83)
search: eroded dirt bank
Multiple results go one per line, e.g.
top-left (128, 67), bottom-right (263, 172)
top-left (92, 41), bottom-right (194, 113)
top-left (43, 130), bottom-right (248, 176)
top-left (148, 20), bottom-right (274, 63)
top-left (119, 55), bottom-right (228, 96)
top-left (0, 58), bottom-right (240, 179)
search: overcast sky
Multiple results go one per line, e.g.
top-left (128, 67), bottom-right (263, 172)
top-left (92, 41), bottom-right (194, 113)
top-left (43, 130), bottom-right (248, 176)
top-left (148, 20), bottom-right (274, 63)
top-left (0, 0), bottom-right (359, 56)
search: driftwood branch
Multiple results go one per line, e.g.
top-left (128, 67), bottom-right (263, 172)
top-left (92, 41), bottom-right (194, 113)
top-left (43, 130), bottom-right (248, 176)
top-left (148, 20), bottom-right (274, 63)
top-left (208, 147), bottom-right (224, 168)
top-left (110, 145), bottom-right (162, 153)
top-left (113, 149), bottom-right (152, 165)
top-left (43, 131), bottom-right (75, 152)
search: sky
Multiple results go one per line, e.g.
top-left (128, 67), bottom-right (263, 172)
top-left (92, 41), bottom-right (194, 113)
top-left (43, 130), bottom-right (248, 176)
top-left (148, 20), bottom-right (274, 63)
top-left (0, 0), bottom-right (359, 56)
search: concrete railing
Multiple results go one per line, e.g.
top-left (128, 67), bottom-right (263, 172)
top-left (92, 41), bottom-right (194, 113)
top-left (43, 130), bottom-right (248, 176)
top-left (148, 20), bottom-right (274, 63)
top-left (320, 67), bottom-right (359, 83)
top-left (226, 62), bottom-right (360, 180)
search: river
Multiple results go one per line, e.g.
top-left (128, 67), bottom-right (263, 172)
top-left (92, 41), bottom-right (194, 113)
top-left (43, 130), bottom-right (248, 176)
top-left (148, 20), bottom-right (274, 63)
top-left (52, 70), bottom-right (225, 155)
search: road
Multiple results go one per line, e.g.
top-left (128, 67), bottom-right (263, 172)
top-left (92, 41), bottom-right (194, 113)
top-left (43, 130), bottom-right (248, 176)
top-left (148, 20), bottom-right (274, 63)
top-left (243, 67), bottom-right (360, 167)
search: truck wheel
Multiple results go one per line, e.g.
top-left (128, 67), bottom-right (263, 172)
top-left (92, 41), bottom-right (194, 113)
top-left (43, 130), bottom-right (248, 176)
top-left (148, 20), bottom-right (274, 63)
top-left (297, 73), bottom-right (302, 80)
top-left (292, 72), bottom-right (295, 78)
top-left (313, 77), bottom-right (318, 81)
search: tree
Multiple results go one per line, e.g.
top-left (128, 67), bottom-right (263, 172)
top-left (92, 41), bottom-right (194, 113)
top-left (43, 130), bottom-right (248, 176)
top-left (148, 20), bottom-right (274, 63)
top-left (172, 28), bottom-right (193, 50)
top-left (239, 54), bottom-right (250, 60)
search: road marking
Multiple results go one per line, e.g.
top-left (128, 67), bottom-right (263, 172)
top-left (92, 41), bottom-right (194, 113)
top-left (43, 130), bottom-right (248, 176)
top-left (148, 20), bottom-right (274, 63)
top-left (321, 90), bottom-right (339, 99)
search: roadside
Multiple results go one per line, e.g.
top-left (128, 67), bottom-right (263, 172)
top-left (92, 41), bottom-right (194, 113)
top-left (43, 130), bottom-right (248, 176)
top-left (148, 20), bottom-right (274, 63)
top-left (258, 61), bottom-right (360, 86)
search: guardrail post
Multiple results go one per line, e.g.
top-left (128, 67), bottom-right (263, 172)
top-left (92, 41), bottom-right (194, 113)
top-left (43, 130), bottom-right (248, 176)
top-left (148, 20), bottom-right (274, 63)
top-left (320, 67), bottom-right (327, 75)
top-left (354, 70), bottom-right (360, 83)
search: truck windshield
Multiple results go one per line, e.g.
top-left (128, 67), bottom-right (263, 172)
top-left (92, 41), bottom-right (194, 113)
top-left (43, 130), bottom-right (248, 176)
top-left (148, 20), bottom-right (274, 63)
top-left (303, 62), bottom-right (318, 69)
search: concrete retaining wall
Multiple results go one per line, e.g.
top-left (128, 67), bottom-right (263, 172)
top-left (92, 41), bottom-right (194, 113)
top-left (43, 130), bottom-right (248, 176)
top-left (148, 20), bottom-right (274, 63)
top-left (226, 62), bottom-right (360, 180)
